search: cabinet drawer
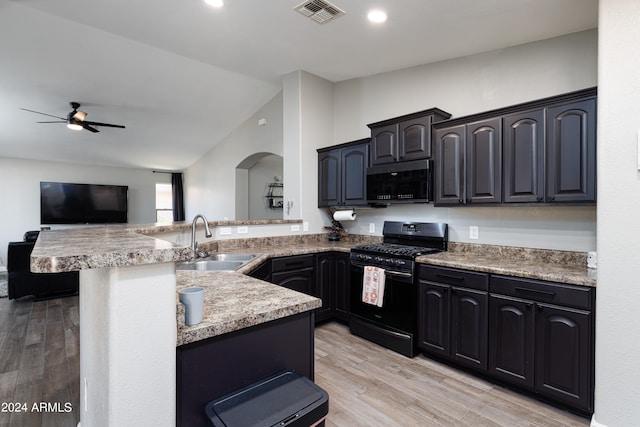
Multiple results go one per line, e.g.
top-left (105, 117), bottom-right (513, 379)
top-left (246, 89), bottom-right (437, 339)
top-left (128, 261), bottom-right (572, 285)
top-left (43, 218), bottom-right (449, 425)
top-left (272, 254), bottom-right (315, 273)
top-left (490, 275), bottom-right (593, 310)
top-left (419, 265), bottom-right (488, 291)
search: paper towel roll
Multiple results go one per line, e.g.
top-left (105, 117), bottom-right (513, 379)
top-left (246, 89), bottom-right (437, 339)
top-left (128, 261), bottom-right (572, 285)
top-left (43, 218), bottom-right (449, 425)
top-left (333, 209), bottom-right (356, 221)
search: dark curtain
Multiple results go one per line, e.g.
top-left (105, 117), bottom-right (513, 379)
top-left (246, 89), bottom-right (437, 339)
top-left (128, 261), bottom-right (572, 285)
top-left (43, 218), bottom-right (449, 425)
top-left (171, 173), bottom-right (186, 222)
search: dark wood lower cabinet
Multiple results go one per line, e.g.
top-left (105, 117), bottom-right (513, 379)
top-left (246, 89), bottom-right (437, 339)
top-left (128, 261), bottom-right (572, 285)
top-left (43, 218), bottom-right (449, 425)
top-left (451, 287), bottom-right (488, 371)
top-left (534, 303), bottom-right (592, 411)
top-left (419, 266), bottom-right (594, 414)
top-left (417, 266), bottom-right (489, 373)
top-left (176, 312), bottom-right (315, 427)
top-left (488, 275), bottom-right (594, 413)
top-left (271, 254), bottom-right (315, 294)
top-left (417, 282), bottom-right (450, 358)
top-left (265, 252), bottom-right (350, 324)
top-left (333, 253), bottom-right (350, 321)
top-left (489, 295), bottom-right (535, 389)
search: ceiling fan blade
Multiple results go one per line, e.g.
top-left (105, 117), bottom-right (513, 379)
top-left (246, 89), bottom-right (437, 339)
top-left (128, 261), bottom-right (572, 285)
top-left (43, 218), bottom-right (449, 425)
top-left (83, 121), bottom-right (126, 129)
top-left (81, 122), bottom-right (100, 133)
top-left (20, 108), bottom-right (66, 120)
top-left (36, 121), bottom-right (66, 123)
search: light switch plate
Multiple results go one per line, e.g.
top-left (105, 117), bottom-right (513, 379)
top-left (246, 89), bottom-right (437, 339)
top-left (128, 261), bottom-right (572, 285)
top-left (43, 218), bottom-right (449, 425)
top-left (219, 227), bottom-right (232, 236)
top-left (237, 226), bottom-right (248, 234)
top-left (303, 222), bottom-right (309, 232)
top-left (291, 224), bottom-right (300, 232)
top-left (369, 223), bottom-right (375, 233)
top-left (469, 226), bottom-right (479, 240)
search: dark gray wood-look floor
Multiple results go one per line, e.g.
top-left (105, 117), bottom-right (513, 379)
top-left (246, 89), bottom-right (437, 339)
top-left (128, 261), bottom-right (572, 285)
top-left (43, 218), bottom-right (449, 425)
top-left (0, 296), bottom-right (79, 427)
top-left (0, 296), bottom-right (589, 427)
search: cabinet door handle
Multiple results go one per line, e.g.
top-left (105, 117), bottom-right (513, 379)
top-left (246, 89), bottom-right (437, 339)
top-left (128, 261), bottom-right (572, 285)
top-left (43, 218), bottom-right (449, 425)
top-left (458, 199), bottom-right (464, 204)
top-left (435, 273), bottom-right (465, 283)
top-left (284, 261), bottom-right (307, 268)
top-left (536, 196), bottom-right (543, 202)
top-left (515, 287), bottom-right (555, 298)
top-left (548, 196), bottom-right (555, 201)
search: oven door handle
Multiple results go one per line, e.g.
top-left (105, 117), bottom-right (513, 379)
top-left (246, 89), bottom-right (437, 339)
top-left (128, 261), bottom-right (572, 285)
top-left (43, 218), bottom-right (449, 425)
top-left (384, 270), bottom-right (413, 278)
top-left (351, 263), bottom-right (413, 278)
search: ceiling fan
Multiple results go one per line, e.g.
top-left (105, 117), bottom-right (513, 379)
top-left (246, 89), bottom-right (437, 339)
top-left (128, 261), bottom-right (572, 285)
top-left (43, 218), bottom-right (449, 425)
top-left (20, 102), bottom-right (126, 133)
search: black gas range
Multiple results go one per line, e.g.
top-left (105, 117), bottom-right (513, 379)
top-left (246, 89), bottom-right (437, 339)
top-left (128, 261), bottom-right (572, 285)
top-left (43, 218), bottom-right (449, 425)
top-left (349, 221), bottom-right (448, 357)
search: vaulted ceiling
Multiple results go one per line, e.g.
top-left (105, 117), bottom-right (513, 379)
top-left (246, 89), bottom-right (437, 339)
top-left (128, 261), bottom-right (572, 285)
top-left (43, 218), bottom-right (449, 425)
top-left (0, 0), bottom-right (597, 170)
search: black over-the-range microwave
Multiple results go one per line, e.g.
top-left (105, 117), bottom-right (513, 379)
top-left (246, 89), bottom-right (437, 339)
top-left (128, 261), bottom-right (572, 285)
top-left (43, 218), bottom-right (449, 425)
top-left (366, 159), bottom-right (433, 205)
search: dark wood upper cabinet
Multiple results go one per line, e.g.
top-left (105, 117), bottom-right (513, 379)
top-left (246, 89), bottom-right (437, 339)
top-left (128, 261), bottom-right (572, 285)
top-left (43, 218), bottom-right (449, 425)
top-left (433, 87), bottom-right (596, 207)
top-left (466, 117), bottom-right (502, 204)
top-left (546, 98), bottom-right (596, 203)
top-left (368, 109), bottom-right (451, 166)
top-left (503, 109), bottom-right (545, 203)
top-left (318, 150), bottom-right (341, 207)
top-left (434, 124), bottom-right (466, 205)
top-left (433, 118), bottom-right (501, 206)
top-left (318, 139), bottom-right (369, 207)
top-left (369, 123), bottom-right (398, 165)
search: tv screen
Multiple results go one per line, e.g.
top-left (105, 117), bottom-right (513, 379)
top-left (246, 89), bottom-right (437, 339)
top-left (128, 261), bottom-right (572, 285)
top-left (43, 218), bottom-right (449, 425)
top-left (40, 181), bottom-right (128, 224)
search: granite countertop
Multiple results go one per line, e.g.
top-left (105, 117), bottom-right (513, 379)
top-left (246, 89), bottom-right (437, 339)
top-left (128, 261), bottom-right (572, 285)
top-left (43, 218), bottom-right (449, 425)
top-left (30, 226), bottom-right (192, 273)
top-left (418, 252), bottom-right (596, 287)
top-left (176, 270), bottom-right (321, 346)
top-left (29, 223), bottom-right (595, 347)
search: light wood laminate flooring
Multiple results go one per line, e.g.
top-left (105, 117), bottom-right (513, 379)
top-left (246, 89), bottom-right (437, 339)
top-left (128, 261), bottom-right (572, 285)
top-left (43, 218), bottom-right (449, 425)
top-left (315, 322), bottom-right (590, 427)
top-left (0, 296), bottom-right (589, 426)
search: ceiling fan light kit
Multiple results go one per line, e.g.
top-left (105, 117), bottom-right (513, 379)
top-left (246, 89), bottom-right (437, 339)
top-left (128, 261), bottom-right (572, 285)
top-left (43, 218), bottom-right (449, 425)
top-left (20, 101), bottom-right (125, 133)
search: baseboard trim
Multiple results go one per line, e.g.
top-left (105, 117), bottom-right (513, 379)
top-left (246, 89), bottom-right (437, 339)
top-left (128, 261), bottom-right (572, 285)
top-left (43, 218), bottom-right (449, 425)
top-left (591, 414), bottom-right (607, 427)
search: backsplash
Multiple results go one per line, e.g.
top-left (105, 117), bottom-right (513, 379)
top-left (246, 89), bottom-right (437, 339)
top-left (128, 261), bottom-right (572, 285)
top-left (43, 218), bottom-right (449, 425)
top-left (202, 233), bottom-right (381, 252)
top-left (449, 242), bottom-right (587, 266)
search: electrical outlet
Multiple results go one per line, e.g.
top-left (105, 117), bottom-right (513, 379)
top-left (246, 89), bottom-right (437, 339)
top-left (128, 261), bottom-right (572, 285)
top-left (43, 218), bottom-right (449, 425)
top-left (237, 226), bottom-right (248, 234)
top-left (469, 226), bottom-right (479, 240)
top-left (219, 227), bottom-right (232, 236)
top-left (291, 224), bottom-right (300, 232)
top-left (369, 223), bottom-right (375, 233)
top-left (303, 222), bottom-right (309, 232)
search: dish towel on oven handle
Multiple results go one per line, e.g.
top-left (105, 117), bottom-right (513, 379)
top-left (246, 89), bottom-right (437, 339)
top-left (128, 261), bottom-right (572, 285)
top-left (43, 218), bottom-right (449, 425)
top-left (362, 266), bottom-right (386, 308)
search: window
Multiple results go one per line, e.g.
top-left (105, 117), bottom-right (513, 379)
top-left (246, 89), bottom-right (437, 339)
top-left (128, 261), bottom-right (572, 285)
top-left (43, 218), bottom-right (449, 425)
top-left (156, 183), bottom-right (173, 223)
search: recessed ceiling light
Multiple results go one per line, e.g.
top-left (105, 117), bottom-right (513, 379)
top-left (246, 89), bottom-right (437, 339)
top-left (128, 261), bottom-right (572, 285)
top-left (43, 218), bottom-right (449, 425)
top-left (367, 9), bottom-right (387, 23)
top-left (204, 0), bottom-right (223, 7)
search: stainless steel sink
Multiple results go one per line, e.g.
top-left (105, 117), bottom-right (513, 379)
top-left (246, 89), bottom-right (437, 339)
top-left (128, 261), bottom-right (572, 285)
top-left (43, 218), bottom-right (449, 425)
top-left (207, 253), bottom-right (259, 262)
top-left (177, 253), bottom-right (261, 271)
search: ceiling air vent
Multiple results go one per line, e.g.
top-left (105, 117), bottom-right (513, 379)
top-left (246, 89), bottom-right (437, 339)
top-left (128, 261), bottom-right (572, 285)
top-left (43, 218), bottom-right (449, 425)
top-left (295, 0), bottom-right (345, 24)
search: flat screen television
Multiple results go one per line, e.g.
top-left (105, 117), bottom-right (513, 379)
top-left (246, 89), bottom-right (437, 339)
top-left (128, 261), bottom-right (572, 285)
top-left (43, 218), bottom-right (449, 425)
top-left (40, 181), bottom-right (128, 224)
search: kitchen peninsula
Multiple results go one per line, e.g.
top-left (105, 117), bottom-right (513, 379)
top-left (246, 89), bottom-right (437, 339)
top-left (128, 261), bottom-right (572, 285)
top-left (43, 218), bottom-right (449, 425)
top-left (30, 224), bottom-right (323, 427)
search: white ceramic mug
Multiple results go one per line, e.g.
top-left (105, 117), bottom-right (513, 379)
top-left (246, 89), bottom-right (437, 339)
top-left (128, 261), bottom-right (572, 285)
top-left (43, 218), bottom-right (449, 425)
top-left (179, 287), bottom-right (205, 325)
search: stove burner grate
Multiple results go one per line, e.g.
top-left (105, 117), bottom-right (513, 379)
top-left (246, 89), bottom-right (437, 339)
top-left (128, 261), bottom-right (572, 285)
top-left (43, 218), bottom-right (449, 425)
top-left (352, 243), bottom-right (440, 258)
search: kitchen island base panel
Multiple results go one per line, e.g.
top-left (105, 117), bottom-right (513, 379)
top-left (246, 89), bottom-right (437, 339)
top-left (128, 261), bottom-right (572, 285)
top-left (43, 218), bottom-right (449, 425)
top-left (177, 311), bottom-right (315, 427)
top-left (79, 263), bottom-right (177, 427)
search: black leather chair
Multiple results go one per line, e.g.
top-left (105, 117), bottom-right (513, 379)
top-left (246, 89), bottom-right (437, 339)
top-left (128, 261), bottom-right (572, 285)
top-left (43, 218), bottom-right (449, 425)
top-left (7, 236), bottom-right (79, 300)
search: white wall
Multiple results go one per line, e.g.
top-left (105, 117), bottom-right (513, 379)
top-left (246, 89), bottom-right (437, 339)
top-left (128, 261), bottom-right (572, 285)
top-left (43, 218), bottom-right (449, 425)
top-left (248, 154), bottom-right (283, 220)
top-left (185, 91), bottom-right (284, 220)
top-left (320, 29), bottom-right (598, 251)
top-left (0, 156), bottom-right (166, 264)
top-left (593, 1), bottom-right (640, 426)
